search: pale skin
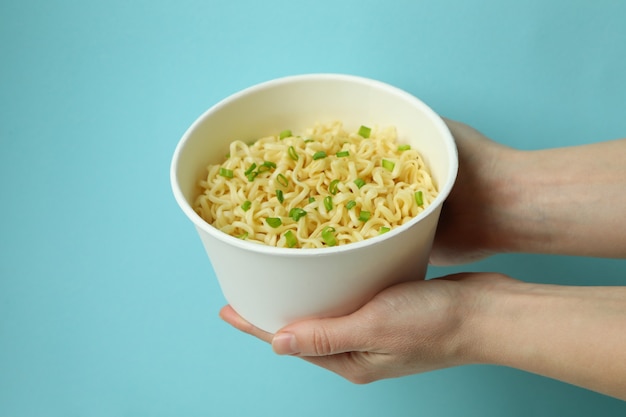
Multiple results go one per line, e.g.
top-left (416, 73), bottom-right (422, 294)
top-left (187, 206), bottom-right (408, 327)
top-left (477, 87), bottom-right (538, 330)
top-left (220, 119), bottom-right (626, 400)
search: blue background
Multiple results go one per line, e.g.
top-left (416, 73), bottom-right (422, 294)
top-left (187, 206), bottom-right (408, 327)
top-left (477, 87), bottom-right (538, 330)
top-left (1, 1), bottom-right (625, 415)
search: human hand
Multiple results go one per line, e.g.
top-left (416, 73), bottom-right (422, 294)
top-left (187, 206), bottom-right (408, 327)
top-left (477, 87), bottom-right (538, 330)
top-left (220, 272), bottom-right (515, 383)
top-left (221, 271), bottom-right (626, 399)
top-left (430, 119), bottom-right (517, 265)
top-left (435, 119), bottom-right (626, 262)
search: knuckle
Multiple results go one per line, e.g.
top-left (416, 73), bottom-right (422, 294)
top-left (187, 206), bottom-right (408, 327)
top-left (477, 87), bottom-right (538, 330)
top-left (311, 327), bottom-right (334, 356)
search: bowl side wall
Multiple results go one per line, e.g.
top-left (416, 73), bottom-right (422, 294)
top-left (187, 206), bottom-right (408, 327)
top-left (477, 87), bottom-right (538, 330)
top-left (197, 205), bottom-right (440, 332)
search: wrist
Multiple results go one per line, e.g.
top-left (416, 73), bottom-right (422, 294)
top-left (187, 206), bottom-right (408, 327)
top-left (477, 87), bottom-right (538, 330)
top-left (451, 274), bottom-right (526, 366)
top-left (489, 140), bottom-right (626, 258)
top-left (439, 274), bottom-right (521, 367)
top-left (481, 149), bottom-right (551, 255)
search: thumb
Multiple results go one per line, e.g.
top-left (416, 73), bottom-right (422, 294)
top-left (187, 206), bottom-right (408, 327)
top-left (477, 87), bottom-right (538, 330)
top-left (271, 315), bottom-right (368, 357)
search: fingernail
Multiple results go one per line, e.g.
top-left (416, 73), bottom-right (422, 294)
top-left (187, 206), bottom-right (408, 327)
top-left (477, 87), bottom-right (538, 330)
top-left (272, 332), bottom-right (299, 355)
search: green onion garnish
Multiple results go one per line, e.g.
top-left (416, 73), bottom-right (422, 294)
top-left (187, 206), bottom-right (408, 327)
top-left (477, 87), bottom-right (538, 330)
top-left (276, 189), bottom-right (284, 203)
top-left (358, 125), bottom-right (371, 138)
top-left (358, 211), bottom-right (371, 222)
top-left (237, 231), bottom-right (249, 240)
top-left (312, 151), bottom-right (327, 160)
top-left (323, 196), bottom-right (333, 211)
top-left (329, 179), bottom-right (340, 195)
top-left (321, 226), bottom-right (337, 247)
top-left (304, 138), bottom-right (314, 143)
top-left (284, 230), bottom-right (297, 248)
top-left (219, 167), bottom-right (234, 178)
top-left (279, 129), bottom-right (292, 140)
top-left (241, 200), bottom-right (252, 211)
top-left (354, 178), bottom-right (366, 189)
top-left (346, 200), bottom-right (356, 210)
top-left (398, 144), bottom-right (411, 151)
top-left (379, 226), bottom-right (391, 234)
top-left (288, 207), bottom-right (307, 221)
top-left (258, 161), bottom-right (276, 173)
top-left (247, 171), bottom-right (258, 182)
top-left (266, 217), bottom-right (282, 228)
top-left (276, 173), bottom-right (289, 187)
top-left (308, 196), bottom-right (315, 204)
top-left (415, 190), bottom-right (424, 206)
top-left (382, 159), bottom-right (395, 172)
top-left (244, 163), bottom-right (257, 176)
top-left (336, 150), bottom-right (350, 158)
top-left (288, 145), bottom-right (299, 161)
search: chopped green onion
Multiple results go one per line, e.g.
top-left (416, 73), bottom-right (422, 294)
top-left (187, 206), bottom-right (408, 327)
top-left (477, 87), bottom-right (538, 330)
top-left (354, 178), bottom-right (366, 189)
top-left (415, 190), bottom-right (424, 206)
top-left (288, 207), bottom-right (307, 221)
top-left (276, 173), bottom-right (289, 187)
top-left (358, 211), bottom-right (371, 222)
top-left (279, 129), bottom-right (292, 140)
top-left (346, 200), bottom-right (356, 210)
top-left (276, 189), bottom-right (284, 203)
top-left (288, 145), bottom-right (299, 161)
top-left (237, 231), bottom-right (249, 240)
top-left (258, 161), bottom-right (276, 173)
top-left (379, 226), bottom-right (391, 234)
top-left (266, 217), bottom-right (282, 228)
top-left (241, 200), bottom-right (252, 211)
top-left (247, 171), bottom-right (258, 182)
top-left (323, 196), bottom-right (333, 211)
top-left (328, 179), bottom-right (340, 195)
top-left (358, 125), bottom-right (371, 138)
top-left (304, 138), bottom-right (315, 143)
top-left (312, 151), bottom-right (327, 160)
top-left (284, 230), bottom-right (297, 248)
top-left (382, 159), bottom-right (395, 172)
top-left (336, 150), bottom-right (350, 158)
top-left (308, 196), bottom-right (315, 204)
top-left (219, 167), bottom-right (234, 178)
top-left (244, 163), bottom-right (257, 175)
top-left (321, 226), bottom-right (337, 247)
top-left (398, 144), bottom-right (411, 151)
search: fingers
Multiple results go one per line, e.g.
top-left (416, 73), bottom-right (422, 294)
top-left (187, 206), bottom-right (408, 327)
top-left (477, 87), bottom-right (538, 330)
top-left (219, 303), bottom-right (368, 356)
top-left (273, 317), bottom-right (387, 384)
top-left (273, 313), bottom-right (372, 357)
top-left (273, 321), bottom-right (360, 356)
top-left (220, 304), bottom-right (372, 356)
top-left (219, 304), bottom-right (383, 383)
top-left (218, 305), bottom-right (273, 344)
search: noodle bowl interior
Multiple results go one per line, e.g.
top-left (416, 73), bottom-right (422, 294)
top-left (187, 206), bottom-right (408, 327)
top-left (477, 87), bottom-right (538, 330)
top-left (194, 121), bottom-right (438, 248)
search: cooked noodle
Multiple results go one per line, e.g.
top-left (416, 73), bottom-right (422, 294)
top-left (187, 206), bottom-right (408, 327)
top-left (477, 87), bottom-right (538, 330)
top-left (194, 121), bottom-right (437, 248)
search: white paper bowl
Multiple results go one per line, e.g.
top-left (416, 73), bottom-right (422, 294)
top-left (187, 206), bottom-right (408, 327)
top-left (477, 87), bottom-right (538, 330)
top-left (171, 74), bottom-right (458, 333)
